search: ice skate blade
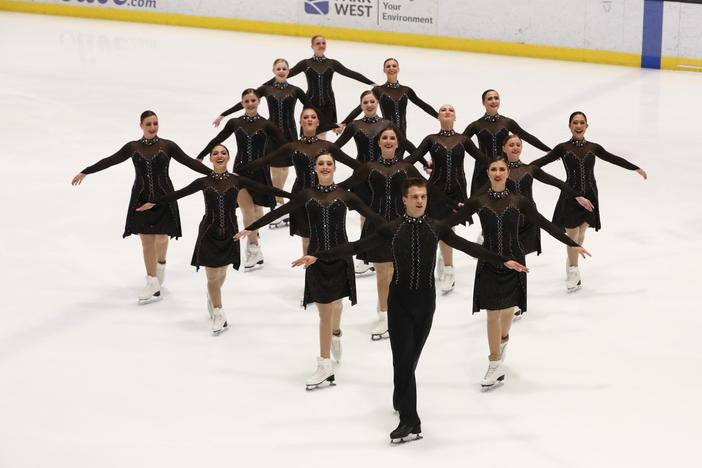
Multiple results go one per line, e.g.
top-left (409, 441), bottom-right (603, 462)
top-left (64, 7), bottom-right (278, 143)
top-left (268, 221), bottom-right (289, 229)
top-left (371, 332), bottom-right (389, 341)
top-left (212, 323), bottom-right (229, 336)
top-left (355, 266), bottom-right (375, 276)
top-left (390, 433), bottom-right (423, 444)
top-left (513, 308), bottom-right (524, 321)
top-left (567, 283), bottom-right (582, 294)
top-left (305, 375), bottom-right (336, 391)
top-left (440, 284), bottom-right (455, 295)
top-left (243, 261), bottom-right (264, 272)
top-left (481, 376), bottom-right (505, 392)
top-left (138, 292), bottom-right (162, 305)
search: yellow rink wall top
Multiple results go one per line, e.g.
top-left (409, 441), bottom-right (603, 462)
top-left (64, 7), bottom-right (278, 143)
top-left (1, 0), bottom-right (700, 72)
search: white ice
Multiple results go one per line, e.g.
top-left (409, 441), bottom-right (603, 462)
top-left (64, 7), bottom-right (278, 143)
top-left (0, 11), bottom-right (700, 468)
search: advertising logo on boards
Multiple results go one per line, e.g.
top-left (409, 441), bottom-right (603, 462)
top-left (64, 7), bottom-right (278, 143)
top-left (304, 1), bottom-right (330, 15)
top-left (62, 0), bottom-right (157, 8)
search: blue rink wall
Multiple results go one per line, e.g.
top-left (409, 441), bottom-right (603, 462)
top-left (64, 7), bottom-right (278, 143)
top-left (1, 0), bottom-right (701, 71)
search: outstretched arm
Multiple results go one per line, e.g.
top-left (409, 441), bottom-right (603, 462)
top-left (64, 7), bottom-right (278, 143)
top-left (337, 164), bottom-right (369, 191)
top-left (532, 165), bottom-right (580, 197)
top-left (340, 105), bottom-right (363, 125)
top-left (531, 145), bottom-right (563, 168)
top-left (169, 142), bottom-right (212, 175)
top-left (238, 176), bottom-right (293, 201)
top-left (332, 121), bottom-right (356, 149)
top-left (593, 144), bottom-right (643, 172)
top-left (463, 136), bottom-right (490, 167)
top-left (344, 191), bottom-right (386, 227)
top-left (404, 135), bottom-right (432, 168)
top-left (78, 143), bottom-right (132, 176)
top-left (237, 143), bottom-right (293, 175)
top-left (328, 144), bottom-right (362, 170)
top-left (137, 178), bottom-right (205, 210)
top-left (520, 198), bottom-right (585, 251)
top-left (197, 120), bottom-right (238, 160)
top-left (508, 120), bottom-right (551, 152)
top-left (332, 60), bottom-right (374, 85)
top-left (238, 192), bottom-right (305, 234)
top-left (443, 197), bottom-right (481, 227)
top-left (219, 102), bottom-right (242, 118)
top-left (440, 229), bottom-right (514, 266)
top-left (407, 88), bottom-right (438, 119)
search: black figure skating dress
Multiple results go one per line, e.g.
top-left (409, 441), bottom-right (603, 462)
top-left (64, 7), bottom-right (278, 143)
top-left (282, 56), bottom-right (374, 122)
top-left (197, 114), bottom-right (287, 207)
top-left (334, 115), bottom-right (416, 163)
top-left (504, 159), bottom-right (582, 254)
top-left (151, 172), bottom-right (291, 270)
top-left (532, 138), bottom-right (640, 231)
top-left (463, 114), bottom-right (551, 195)
top-left (342, 82), bottom-right (438, 134)
top-left (237, 136), bottom-right (360, 238)
top-left (81, 136), bottom-right (211, 238)
top-left (219, 81), bottom-right (338, 162)
top-left (408, 129), bottom-right (489, 218)
top-left (449, 189), bottom-right (580, 313)
top-left (245, 184), bottom-right (384, 306)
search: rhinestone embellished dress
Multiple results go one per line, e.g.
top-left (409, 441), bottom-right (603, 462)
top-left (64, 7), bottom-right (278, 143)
top-left (237, 137), bottom-right (360, 238)
top-left (151, 172), bottom-right (291, 270)
top-left (341, 82), bottom-right (438, 134)
top-left (532, 139), bottom-right (640, 231)
top-left (449, 189), bottom-right (580, 313)
top-left (463, 113), bottom-right (551, 196)
top-left (245, 185), bottom-right (384, 306)
top-left (81, 137), bottom-right (211, 238)
top-left (334, 115), bottom-right (416, 163)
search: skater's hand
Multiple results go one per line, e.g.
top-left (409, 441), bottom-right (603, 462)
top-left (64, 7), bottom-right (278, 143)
top-left (333, 124), bottom-right (345, 135)
top-left (212, 115), bottom-right (224, 128)
top-left (71, 173), bottom-right (86, 186)
top-left (573, 246), bottom-right (591, 259)
top-left (291, 255), bottom-right (317, 268)
top-left (136, 202), bottom-right (155, 212)
top-left (423, 161), bottom-right (432, 175)
top-left (636, 168), bottom-right (648, 180)
top-left (576, 196), bottom-right (594, 212)
top-left (504, 260), bottom-right (529, 273)
top-left (233, 229), bottom-right (250, 241)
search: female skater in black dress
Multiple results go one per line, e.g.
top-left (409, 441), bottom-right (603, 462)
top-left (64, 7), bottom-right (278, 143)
top-left (409, 103), bottom-right (490, 294)
top-left (284, 35), bottom-right (374, 136)
top-left (235, 153), bottom-right (384, 390)
top-left (213, 59), bottom-right (338, 211)
top-left (199, 88), bottom-right (289, 270)
top-left (236, 108), bottom-right (361, 254)
top-left (532, 112), bottom-right (647, 292)
top-left (340, 127), bottom-right (446, 340)
top-left (448, 158), bottom-right (590, 390)
top-left (293, 178), bottom-right (527, 443)
top-left (463, 89), bottom-right (551, 195)
top-left (71, 110), bottom-right (211, 304)
top-left (341, 58), bottom-right (437, 134)
top-left (137, 145), bottom-right (291, 335)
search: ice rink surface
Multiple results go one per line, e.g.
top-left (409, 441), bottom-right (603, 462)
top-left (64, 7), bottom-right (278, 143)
top-left (0, 11), bottom-right (700, 467)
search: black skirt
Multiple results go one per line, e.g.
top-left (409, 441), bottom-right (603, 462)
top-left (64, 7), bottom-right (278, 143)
top-left (473, 260), bottom-right (527, 313)
top-left (124, 198), bottom-right (181, 238)
top-left (303, 257), bottom-right (356, 307)
top-left (190, 224), bottom-right (241, 271)
top-left (289, 206), bottom-right (310, 238)
top-left (234, 162), bottom-right (277, 208)
top-left (519, 218), bottom-right (541, 255)
top-left (357, 220), bottom-right (393, 263)
top-left (553, 189), bottom-right (601, 231)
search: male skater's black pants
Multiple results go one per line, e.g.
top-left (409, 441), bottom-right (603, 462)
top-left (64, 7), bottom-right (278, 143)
top-left (387, 284), bottom-right (436, 426)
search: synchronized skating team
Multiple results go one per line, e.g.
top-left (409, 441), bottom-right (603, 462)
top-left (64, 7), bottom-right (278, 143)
top-left (71, 35), bottom-right (648, 444)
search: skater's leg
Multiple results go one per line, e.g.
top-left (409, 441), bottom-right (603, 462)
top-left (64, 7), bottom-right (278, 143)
top-left (205, 266), bottom-right (227, 308)
top-left (270, 167), bottom-right (289, 205)
top-left (499, 308), bottom-right (514, 343)
top-left (577, 222), bottom-right (588, 245)
top-left (565, 225), bottom-right (583, 267)
top-left (487, 309), bottom-right (510, 361)
top-left (438, 241), bottom-right (453, 267)
top-left (331, 299), bottom-right (343, 334)
top-left (154, 234), bottom-right (169, 264)
top-left (317, 302), bottom-right (334, 359)
top-left (374, 262), bottom-right (393, 312)
top-left (302, 237), bottom-right (310, 255)
top-left (237, 189), bottom-right (260, 246)
top-left (388, 287), bottom-right (420, 425)
top-left (139, 234), bottom-right (158, 277)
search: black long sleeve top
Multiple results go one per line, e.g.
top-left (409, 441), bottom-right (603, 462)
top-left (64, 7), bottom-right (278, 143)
top-left (334, 115), bottom-right (416, 163)
top-left (463, 113), bottom-right (551, 160)
top-left (531, 138), bottom-right (639, 197)
top-left (341, 82), bottom-right (438, 133)
top-left (503, 159), bottom-right (581, 200)
top-left (317, 214), bottom-right (508, 290)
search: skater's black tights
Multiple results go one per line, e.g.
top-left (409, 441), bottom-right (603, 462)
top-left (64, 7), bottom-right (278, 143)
top-left (205, 266), bottom-right (228, 309)
top-left (388, 285), bottom-right (436, 426)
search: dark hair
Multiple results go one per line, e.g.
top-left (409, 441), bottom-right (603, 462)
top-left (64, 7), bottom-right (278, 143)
top-left (210, 144), bottom-right (229, 156)
top-left (311, 34), bottom-right (325, 44)
top-left (140, 110), bottom-right (156, 123)
top-left (481, 89), bottom-right (498, 102)
top-left (241, 88), bottom-right (259, 99)
top-left (383, 57), bottom-right (399, 67)
top-left (488, 155), bottom-right (509, 169)
top-left (360, 90), bottom-right (375, 101)
top-left (402, 177), bottom-right (427, 196)
top-left (502, 133), bottom-right (521, 146)
top-left (314, 152), bottom-right (335, 162)
top-left (300, 107), bottom-right (318, 118)
top-left (569, 111), bottom-right (587, 124)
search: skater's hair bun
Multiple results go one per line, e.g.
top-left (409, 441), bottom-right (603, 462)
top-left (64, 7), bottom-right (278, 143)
top-left (402, 177), bottom-right (427, 196)
top-left (481, 89), bottom-right (498, 102)
top-left (383, 58), bottom-right (399, 67)
top-left (569, 111), bottom-right (587, 124)
top-left (360, 90), bottom-right (375, 100)
top-left (273, 58), bottom-right (289, 67)
top-left (241, 88), bottom-right (260, 99)
top-left (210, 144), bottom-right (229, 156)
top-left (311, 35), bottom-right (325, 44)
top-left (140, 110), bottom-right (157, 123)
